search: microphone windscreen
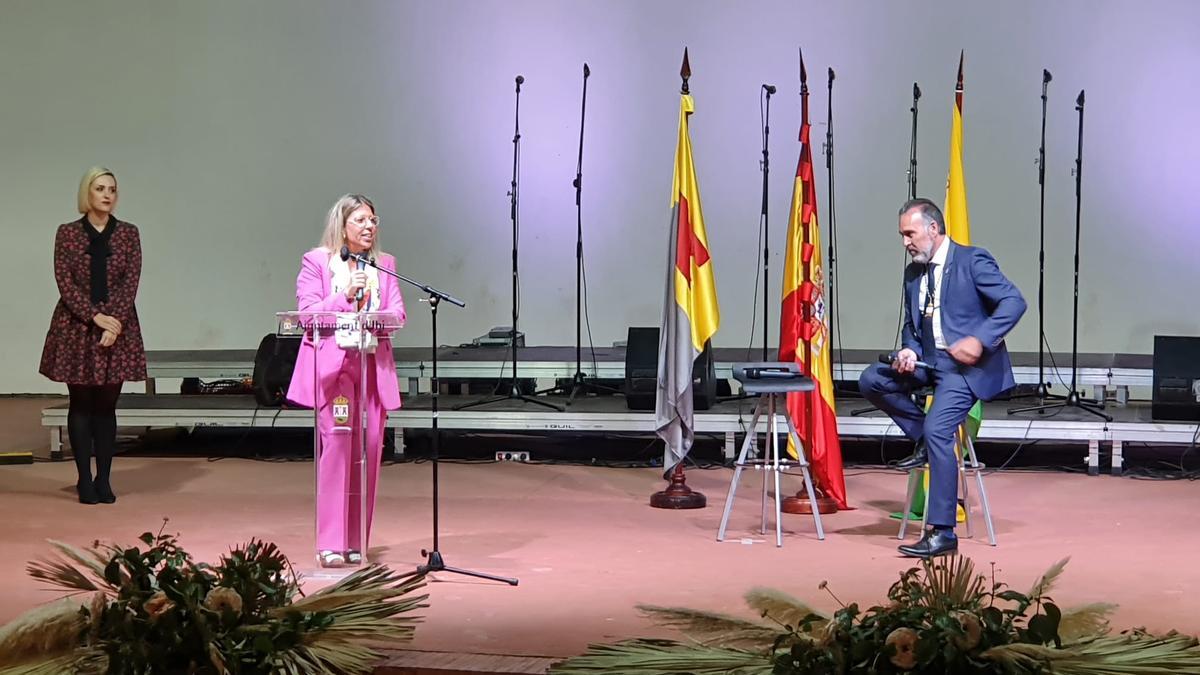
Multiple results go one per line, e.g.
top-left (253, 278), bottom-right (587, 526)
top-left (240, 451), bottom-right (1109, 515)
top-left (340, 245), bottom-right (350, 261)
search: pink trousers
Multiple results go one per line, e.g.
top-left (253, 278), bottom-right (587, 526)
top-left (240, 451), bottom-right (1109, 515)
top-left (316, 354), bottom-right (385, 553)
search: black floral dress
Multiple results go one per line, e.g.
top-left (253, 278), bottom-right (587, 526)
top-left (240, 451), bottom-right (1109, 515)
top-left (39, 218), bottom-right (147, 385)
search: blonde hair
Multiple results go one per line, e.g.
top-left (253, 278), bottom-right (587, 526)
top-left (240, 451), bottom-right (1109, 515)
top-left (77, 167), bottom-right (116, 214)
top-left (318, 193), bottom-right (383, 259)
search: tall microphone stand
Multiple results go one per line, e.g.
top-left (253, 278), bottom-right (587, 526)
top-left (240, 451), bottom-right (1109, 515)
top-left (346, 253), bottom-right (517, 585)
top-left (1009, 90), bottom-right (1110, 422)
top-left (907, 82), bottom-right (920, 200)
top-left (457, 75), bottom-right (562, 412)
top-left (824, 68), bottom-right (845, 385)
top-left (853, 82), bottom-right (920, 417)
top-left (1010, 70), bottom-right (1067, 414)
top-left (539, 64), bottom-right (618, 405)
top-left (719, 84), bottom-right (775, 405)
top-left (760, 83), bottom-right (774, 361)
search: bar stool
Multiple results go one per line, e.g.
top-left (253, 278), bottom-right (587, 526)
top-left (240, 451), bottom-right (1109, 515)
top-left (898, 420), bottom-right (997, 546)
top-left (717, 362), bottom-right (825, 546)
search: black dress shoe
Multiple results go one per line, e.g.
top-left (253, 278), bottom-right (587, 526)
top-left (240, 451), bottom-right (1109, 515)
top-left (893, 442), bottom-right (928, 471)
top-left (898, 528), bottom-right (958, 558)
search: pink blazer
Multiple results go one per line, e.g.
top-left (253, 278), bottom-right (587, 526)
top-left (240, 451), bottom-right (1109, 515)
top-left (286, 248), bottom-right (406, 411)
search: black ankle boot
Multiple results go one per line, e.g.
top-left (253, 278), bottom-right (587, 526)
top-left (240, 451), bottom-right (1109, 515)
top-left (77, 478), bottom-right (99, 504)
top-left (95, 479), bottom-right (116, 504)
top-left (93, 413), bottom-right (118, 504)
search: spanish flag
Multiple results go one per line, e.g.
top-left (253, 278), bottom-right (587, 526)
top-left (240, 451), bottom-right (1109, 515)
top-left (779, 51), bottom-right (848, 510)
top-left (655, 49), bottom-right (720, 477)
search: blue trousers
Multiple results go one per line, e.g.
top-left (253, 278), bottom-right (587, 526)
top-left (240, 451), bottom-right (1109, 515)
top-left (858, 350), bottom-right (977, 528)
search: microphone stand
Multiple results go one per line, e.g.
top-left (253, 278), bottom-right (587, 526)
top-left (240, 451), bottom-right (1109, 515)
top-left (1010, 70), bottom-right (1068, 414)
top-left (907, 81), bottom-right (920, 200)
top-left (348, 252), bottom-right (517, 585)
top-left (538, 64), bottom-right (619, 405)
top-left (760, 84), bottom-right (773, 361)
top-left (853, 82), bottom-right (920, 417)
top-left (457, 75), bottom-right (562, 412)
top-left (824, 67), bottom-right (846, 389)
top-left (1008, 90), bottom-right (1110, 422)
top-left (720, 83), bottom-right (774, 405)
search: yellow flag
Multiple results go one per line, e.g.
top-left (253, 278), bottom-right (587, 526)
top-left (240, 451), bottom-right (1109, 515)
top-left (944, 51), bottom-right (970, 245)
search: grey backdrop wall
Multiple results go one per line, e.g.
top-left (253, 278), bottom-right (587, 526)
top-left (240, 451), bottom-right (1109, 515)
top-left (4, 0), bottom-right (1198, 394)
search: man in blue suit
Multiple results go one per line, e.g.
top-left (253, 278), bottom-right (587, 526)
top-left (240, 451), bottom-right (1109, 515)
top-left (859, 198), bottom-right (1026, 558)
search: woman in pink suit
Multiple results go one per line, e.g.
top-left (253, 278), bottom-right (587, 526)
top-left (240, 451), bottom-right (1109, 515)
top-left (286, 194), bottom-right (405, 568)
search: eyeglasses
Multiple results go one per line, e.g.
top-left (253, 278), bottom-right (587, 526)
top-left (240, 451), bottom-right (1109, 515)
top-left (348, 215), bottom-right (379, 228)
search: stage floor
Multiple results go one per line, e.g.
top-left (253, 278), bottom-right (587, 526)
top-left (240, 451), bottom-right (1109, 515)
top-left (2, 446), bottom-right (1199, 661)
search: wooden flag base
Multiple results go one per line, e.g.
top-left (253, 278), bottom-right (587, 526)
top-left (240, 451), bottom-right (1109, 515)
top-left (650, 465), bottom-right (707, 509)
top-left (782, 485), bottom-right (839, 515)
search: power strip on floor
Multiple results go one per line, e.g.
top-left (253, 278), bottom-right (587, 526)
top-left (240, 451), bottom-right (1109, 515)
top-left (494, 451), bottom-right (530, 463)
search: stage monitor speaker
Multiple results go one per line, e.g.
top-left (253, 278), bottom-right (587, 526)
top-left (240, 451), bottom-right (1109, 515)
top-left (252, 334), bottom-right (301, 407)
top-left (1151, 335), bottom-right (1200, 421)
top-left (624, 326), bottom-right (716, 411)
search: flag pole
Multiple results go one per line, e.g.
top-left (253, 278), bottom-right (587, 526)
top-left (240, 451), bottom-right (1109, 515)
top-left (651, 47), bottom-right (706, 510)
top-left (782, 48), bottom-right (838, 515)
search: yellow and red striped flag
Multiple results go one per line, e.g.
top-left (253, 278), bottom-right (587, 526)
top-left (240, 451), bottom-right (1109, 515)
top-left (779, 51), bottom-right (847, 510)
top-left (656, 49), bottom-right (720, 477)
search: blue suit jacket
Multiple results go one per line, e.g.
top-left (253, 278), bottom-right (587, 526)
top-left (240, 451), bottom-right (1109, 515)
top-left (902, 240), bottom-right (1027, 401)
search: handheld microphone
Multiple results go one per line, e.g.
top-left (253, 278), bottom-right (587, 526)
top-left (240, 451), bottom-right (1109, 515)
top-left (515, 74), bottom-right (525, 91)
top-left (339, 246), bottom-right (366, 303)
top-left (1076, 89), bottom-right (1085, 108)
top-left (828, 67), bottom-right (835, 83)
top-left (762, 83), bottom-right (776, 95)
top-left (879, 352), bottom-right (931, 370)
top-left (583, 63), bottom-right (590, 78)
top-left (1043, 69), bottom-right (1052, 84)
top-left (913, 82), bottom-right (922, 100)
top-left (744, 366), bottom-right (795, 379)
top-left (355, 257), bottom-right (366, 302)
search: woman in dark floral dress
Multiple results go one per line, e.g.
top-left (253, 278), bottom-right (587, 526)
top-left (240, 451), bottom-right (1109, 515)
top-left (39, 167), bottom-right (147, 504)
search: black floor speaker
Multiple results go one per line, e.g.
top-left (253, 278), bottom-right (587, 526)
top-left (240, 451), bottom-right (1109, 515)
top-left (624, 326), bottom-right (716, 411)
top-left (1152, 335), bottom-right (1200, 421)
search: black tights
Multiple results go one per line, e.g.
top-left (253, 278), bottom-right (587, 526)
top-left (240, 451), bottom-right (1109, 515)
top-left (67, 384), bottom-right (122, 492)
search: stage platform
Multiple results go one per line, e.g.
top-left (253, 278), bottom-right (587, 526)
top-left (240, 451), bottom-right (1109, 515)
top-left (142, 345), bottom-right (1151, 399)
top-left (40, 391), bottom-right (1200, 476)
top-left (2, 454), bottom-right (1199, 670)
top-left (39, 345), bottom-right (1190, 477)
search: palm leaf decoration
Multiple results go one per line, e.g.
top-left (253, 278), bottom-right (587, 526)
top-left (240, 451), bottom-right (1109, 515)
top-left (743, 587), bottom-right (830, 632)
top-left (634, 606), bottom-right (785, 651)
top-left (982, 631), bottom-right (1200, 674)
top-left (1, 528), bottom-right (429, 675)
top-left (549, 639), bottom-right (776, 675)
top-left (553, 555), bottom-right (1200, 675)
top-left (0, 597), bottom-right (91, 674)
top-left (1058, 603), bottom-right (1118, 642)
top-left (1026, 557), bottom-right (1071, 601)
